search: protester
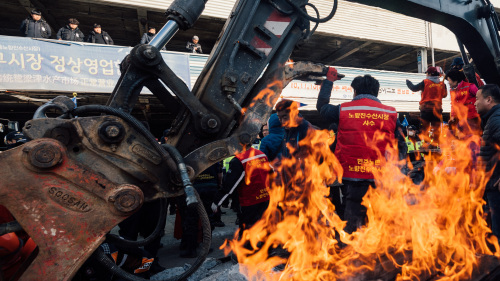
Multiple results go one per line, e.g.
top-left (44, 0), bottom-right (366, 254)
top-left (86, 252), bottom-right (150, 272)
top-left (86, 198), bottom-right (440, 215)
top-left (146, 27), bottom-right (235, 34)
top-left (449, 57), bottom-right (484, 87)
top-left (445, 69), bottom-right (481, 137)
top-left (317, 69), bottom-right (406, 233)
top-left (186, 35), bottom-right (203, 54)
top-left (276, 99), bottom-right (312, 160)
top-left (19, 9), bottom-right (51, 39)
top-left (260, 113), bottom-right (285, 162)
top-left (3, 131), bottom-right (27, 150)
top-left (57, 18), bottom-right (84, 42)
top-left (406, 66), bottom-right (447, 143)
top-left (212, 145), bottom-right (271, 231)
top-left (405, 125), bottom-right (423, 162)
top-left (475, 84), bottom-right (500, 237)
top-left (86, 24), bottom-right (114, 45)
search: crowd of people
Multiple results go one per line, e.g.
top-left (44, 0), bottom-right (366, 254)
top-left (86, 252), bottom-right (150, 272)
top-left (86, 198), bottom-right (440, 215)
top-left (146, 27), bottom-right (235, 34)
top-left (19, 9), bottom-right (204, 53)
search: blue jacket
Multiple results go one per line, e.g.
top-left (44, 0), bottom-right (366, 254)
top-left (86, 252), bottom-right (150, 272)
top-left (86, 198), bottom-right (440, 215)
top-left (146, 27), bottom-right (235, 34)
top-left (260, 113), bottom-right (285, 161)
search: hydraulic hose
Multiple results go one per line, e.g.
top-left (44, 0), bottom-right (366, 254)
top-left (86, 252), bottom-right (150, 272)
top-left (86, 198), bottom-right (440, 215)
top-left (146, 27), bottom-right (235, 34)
top-left (106, 198), bottom-right (167, 248)
top-left (285, 0), bottom-right (338, 23)
top-left (94, 188), bottom-right (212, 281)
top-left (162, 144), bottom-right (198, 206)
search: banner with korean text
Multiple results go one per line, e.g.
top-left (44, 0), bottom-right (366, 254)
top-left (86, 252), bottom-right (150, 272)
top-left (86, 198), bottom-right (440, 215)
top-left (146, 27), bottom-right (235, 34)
top-left (0, 35), bottom-right (191, 93)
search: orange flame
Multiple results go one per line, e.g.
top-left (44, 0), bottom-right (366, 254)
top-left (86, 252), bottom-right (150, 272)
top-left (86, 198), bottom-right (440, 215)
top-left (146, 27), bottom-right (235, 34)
top-left (224, 105), bottom-right (499, 280)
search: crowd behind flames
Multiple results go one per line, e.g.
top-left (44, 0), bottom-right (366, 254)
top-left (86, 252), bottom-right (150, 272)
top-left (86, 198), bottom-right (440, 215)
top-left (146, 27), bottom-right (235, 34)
top-left (2, 7), bottom-right (500, 281)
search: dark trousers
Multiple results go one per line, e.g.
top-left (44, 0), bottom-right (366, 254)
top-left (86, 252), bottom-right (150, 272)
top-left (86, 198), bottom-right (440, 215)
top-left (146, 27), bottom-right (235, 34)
top-left (342, 180), bottom-right (372, 234)
top-left (239, 201), bottom-right (269, 230)
top-left (118, 199), bottom-right (164, 257)
top-left (486, 189), bottom-right (500, 238)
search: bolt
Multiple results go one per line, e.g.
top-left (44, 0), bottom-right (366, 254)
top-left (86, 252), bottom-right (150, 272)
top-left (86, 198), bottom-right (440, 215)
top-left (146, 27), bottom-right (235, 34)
top-left (207, 118), bottom-right (218, 129)
top-left (35, 149), bottom-right (55, 164)
top-left (29, 142), bottom-right (62, 169)
top-left (118, 194), bottom-right (136, 208)
top-left (143, 48), bottom-right (156, 59)
top-left (110, 144), bottom-right (117, 152)
top-left (105, 125), bottom-right (120, 138)
top-left (111, 187), bottom-right (143, 213)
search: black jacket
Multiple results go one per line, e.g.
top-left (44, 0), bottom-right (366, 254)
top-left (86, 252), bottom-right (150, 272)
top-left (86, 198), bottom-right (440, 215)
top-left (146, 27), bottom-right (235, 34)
top-left (186, 42), bottom-right (202, 54)
top-left (57, 25), bottom-right (84, 42)
top-left (86, 30), bottom-right (113, 45)
top-left (140, 32), bottom-right (154, 44)
top-left (480, 104), bottom-right (500, 190)
top-left (20, 18), bottom-right (51, 38)
top-left (140, 33), bottom-right (166, 50)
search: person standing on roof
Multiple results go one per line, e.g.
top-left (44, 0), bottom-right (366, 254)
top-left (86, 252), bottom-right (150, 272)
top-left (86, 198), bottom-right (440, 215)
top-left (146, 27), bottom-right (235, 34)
top-left (86, 24), bottom-right (114, 45)
top-left (57, 18), bottom-right (84, 42)
top-left (186, 35), bottom-right (203, 54)
top-left (406, 66), bottom-right (447, 143)
top-left (20, 9), bottom-right (51, 39)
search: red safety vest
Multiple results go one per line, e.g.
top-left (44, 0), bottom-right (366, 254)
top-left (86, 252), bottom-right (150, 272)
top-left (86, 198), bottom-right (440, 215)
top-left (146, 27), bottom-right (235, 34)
top-left (421, 79), bottom-right (446, 106)
top-left (335, 98), bottom-right (397, 180)
top-left (234, 148), bottom-right (270, 206)
top-left (450, 81), bottom-right (479, 119)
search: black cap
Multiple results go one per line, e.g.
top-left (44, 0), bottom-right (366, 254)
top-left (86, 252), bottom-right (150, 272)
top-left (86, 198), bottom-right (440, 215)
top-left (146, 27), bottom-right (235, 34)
top-left (407, 125), bottom-right (417, 130)
top-left (31, 9), bottom-right (41, 15)
top-left (163, 129), bottom-right (171, 137)
top-left (4, 131), bottom-right (25, 143)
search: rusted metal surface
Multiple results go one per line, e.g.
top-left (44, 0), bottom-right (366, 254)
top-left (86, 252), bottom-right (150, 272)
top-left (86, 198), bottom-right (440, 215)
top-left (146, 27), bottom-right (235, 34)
top-left (23, 116), bottom-right (185, 200)
top-left (0, 113), bottom-right (190, 279)
top-left (0, 138), bottom-right (143, 280)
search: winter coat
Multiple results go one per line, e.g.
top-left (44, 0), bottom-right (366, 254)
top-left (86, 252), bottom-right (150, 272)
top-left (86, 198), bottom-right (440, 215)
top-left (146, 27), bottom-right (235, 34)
top-left (140, 32), bottom-right (155, 44)
top-left (56, 25), bottom-right (84, 42)
top-left (260, 113), bottom-right (285, 161)
top-left (140, 32), bottom-right (166, 50)
top-left (86, 30), bottom-right (113, 45)
top-left (20, 17), bottom-right (51, 38)
top-left (186, 42), bottom-right (202, 54)
top-left (480, 104), bottom-right (500, 190)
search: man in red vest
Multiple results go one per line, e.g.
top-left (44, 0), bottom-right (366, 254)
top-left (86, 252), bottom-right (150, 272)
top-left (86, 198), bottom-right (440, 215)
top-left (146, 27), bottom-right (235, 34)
top-left (212, 146), bottom-right (271, 231)
top-left (317, 69), bottom-right (405, 233)
top-left (446, 69), bottom-right (481, 137)
top-left (406, 66), bottom-right (448, 143)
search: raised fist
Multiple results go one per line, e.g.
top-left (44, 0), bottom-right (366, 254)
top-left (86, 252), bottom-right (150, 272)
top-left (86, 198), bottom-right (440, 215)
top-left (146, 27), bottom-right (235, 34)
top-left (327, 67), bottom-right (339, 82)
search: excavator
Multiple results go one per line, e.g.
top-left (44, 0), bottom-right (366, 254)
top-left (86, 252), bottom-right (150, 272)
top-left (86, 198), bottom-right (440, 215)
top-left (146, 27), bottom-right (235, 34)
top-left (0, 0), bottom-right (499, 279)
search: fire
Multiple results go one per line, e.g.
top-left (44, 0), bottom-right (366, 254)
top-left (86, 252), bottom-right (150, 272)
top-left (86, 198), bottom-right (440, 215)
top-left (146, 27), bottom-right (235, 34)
top-left (224, 109), bottom-right (499, 280)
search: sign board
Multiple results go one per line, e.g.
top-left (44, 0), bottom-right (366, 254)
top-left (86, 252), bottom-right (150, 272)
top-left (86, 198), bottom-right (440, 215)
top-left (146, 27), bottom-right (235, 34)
top-left (0, 35), bottom-right (191, 93)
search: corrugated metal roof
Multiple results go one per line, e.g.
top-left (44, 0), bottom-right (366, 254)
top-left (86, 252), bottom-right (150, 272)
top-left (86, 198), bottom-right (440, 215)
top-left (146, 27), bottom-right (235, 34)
top-left (91, 0), bottom-right (430, 47)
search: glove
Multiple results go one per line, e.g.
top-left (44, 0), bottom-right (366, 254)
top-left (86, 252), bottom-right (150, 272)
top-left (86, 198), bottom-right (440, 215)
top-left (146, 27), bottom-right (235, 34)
top-left (326, 67), bottom-right (339, 82)
top-left (211, 203), bottom-right (218, 213)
